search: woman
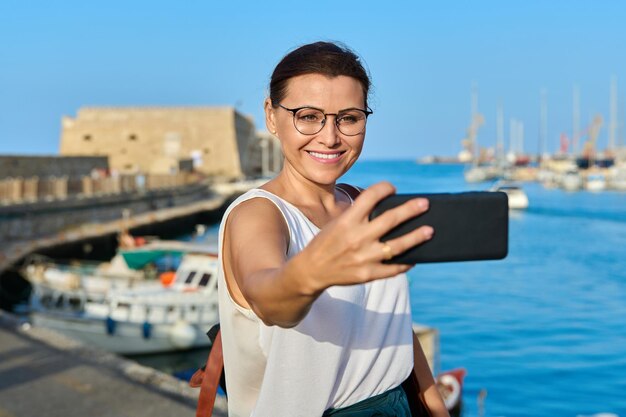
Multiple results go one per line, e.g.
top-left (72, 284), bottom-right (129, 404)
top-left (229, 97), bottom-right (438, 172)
top-left (217, 41), bottom-right (449, 417)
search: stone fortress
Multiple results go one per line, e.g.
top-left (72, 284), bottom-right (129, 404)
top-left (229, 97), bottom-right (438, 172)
top-left (0, 106), bottom-right (282, 204)
top-left (60, 106), bottom-right (272, 178)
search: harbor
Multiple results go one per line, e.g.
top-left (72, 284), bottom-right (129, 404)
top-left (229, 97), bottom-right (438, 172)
top-left (1, 100), bottom-right (624, 416)
top-left (421, 78), bottom-right (626, 195)
top-left (0, 106), bottom-right (281, 415)
top-left (2, 162), bottom-right (625, 417)
top-left (3, 3), bottom-right (626, 415)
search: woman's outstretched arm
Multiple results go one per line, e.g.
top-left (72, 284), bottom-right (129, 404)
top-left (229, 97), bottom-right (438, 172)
top-left (223, 182), bottom-right (433, 328)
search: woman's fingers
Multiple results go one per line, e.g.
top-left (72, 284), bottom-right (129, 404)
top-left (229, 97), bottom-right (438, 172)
top-left (374, 226), bottom-right (434, 262)
top-left (367, 196), bottom-right (430, 241)
top-left (345, 182), bottom-right (430, 241)
top-left (359, 261), bottom-right (413, 282)
top-left (344, 181), bottom-right (397, 221)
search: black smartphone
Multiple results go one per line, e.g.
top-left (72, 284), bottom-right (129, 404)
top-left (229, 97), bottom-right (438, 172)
top-left (369, 191), bottom-right (509, 264)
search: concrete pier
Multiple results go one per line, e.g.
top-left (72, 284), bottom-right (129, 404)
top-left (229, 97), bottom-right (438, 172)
top-left (0, 192), bottom-right (226, 273)
top-left (0, 311), bottom-right (227, 417)
top-left (0, 179), bottom-right (265, 277)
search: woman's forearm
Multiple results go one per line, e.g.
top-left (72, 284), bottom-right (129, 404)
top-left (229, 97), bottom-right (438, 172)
top-left (241, 254), bottom-right (323, 328)
top-left (412, 332), bottom-right (450, 417)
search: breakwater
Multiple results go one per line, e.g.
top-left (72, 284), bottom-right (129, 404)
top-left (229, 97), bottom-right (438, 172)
top-left (0, 179), bottom-right (261, 309)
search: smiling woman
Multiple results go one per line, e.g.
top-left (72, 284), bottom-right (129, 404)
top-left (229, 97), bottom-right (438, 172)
top-left (266, 73), bottom-right (367, 187)
top-left (215, 41), bottom-right (448, 417)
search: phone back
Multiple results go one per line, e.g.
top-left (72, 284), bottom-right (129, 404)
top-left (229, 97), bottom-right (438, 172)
top-left (369, 191), bottom-right (509, 264)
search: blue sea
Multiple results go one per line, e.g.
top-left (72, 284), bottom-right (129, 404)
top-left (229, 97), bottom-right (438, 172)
top-left (137, 161), bottom-right (626, 417)
top-left (343, 161), bottom-right (626, 417)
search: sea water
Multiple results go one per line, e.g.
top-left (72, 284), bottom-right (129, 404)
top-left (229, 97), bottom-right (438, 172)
top-left (136, 160), bottom-right (626, 417)
top-left (342, 161), bottom-right (626, 417)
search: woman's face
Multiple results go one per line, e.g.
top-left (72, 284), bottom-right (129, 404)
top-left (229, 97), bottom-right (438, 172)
top-left (265, 73), bottom-right (367, 186)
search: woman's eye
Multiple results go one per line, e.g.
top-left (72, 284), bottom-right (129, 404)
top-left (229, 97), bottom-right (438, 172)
top-left (297, 111), bottom-right (323, 123)
top-left (338, 113), bottom-right (360, 124)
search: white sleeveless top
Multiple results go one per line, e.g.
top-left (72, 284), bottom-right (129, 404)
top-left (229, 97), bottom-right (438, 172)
top-left (217, 188), bottom-right (414, 417)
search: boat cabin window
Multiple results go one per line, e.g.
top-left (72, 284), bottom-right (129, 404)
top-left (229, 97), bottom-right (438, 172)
top-left (198, 273), bottom-right (212, 287)
top-left (68, 296), bottom-right (82, 310)
top-left (55, 294), bottom-right (66, 308)
top-left (184, 271), bottom-right (197, 284)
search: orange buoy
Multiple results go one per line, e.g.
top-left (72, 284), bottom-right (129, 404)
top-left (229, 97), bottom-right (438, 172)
top-left (160, 271), bottom-right (176, 287)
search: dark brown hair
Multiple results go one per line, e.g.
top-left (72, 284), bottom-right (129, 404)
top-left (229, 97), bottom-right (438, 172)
top-left (269, 41), bottom-right (371, 109)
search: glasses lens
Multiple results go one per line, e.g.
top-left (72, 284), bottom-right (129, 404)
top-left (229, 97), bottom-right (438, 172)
top-left (292, 107), bottom-right (368, 135)
top-left (336, 110), bottom-right (367, 136)
top-left (294, 108), bottom-right (325, 135)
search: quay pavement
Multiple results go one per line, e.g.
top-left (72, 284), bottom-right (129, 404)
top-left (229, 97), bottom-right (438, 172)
top-left (0, 311), bottom-right (227, 417)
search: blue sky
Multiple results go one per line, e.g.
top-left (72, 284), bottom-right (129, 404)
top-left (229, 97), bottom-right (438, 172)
top-left (1, 1), bottom-right (624, 160)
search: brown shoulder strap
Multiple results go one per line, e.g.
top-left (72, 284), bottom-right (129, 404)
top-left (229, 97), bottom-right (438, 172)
top-left (336, 183), bottom-right (363, 202)
top-left (195, 330), bottom-right (224, 417)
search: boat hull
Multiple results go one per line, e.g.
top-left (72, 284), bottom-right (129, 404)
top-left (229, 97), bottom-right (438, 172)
top-left (505, 192), bottom-right (529, 210)
top-left (31, 311), bottom-right (216, 355)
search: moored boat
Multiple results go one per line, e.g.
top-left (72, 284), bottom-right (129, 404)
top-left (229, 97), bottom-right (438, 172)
top-left (584, 170), bottom-right (607, 192)
top-left (464, 165), bottom-right (500, 183)
top-left (608, 165), bottom-right (626, 191)
top-left (561, 170), bottom-right (583, 191)
top-left (489, 181), bottom-right (529, 210)
top-left (119, 238), bottom-right (218, 270)
top-left (26, 250), bottom-right (220, 355)
top-left (437, 368), bottom-right (466, 417)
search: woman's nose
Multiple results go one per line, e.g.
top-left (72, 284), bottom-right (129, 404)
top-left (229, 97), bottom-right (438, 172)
top-left (317, 117), bottom-right (341, 147)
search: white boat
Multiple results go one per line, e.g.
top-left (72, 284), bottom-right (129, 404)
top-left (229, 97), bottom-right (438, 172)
top-left (464, 165), bottom-right (500, 183)
top-left (585, 170), bottom-right (607, 192)
top-left (608, 165), bottom-right (626, 191)
top-left (26, 250), bottom-right (219, 355)
top-left (22, 253), bottom-right (148, 296)
top-left (560, 170), bottom-right (583, 191)
top-left (489, 181), bottom-right (529, 210)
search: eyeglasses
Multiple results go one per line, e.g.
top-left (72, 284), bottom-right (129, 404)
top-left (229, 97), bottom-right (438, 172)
top-left (276, 103), bottom-right (372, 136)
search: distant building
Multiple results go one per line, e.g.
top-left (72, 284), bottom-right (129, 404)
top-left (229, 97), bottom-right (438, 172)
top-left (60, 106), bottom-right (281, 179)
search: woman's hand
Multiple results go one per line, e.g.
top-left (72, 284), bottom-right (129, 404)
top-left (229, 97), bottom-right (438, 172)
top-left (289, 181), bottom-right (433, 296)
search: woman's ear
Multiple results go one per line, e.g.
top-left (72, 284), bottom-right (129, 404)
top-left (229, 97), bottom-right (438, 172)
top-left (264, 98), bottom-right (277, 135)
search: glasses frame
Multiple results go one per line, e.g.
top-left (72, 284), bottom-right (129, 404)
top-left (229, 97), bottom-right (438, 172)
top-left (276, 103), bottom-right (373, 136)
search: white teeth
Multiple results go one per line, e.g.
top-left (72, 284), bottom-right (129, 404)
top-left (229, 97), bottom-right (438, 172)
top-left (308, 151), bottom-right (341, 159)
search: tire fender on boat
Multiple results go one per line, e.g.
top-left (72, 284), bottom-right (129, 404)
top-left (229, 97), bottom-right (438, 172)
top-left (169, 320), bottom-right (197, 349)
top-left (438, 373), bottom-right (461, 410)
top-left (105, 316), bottom-right (117, 335)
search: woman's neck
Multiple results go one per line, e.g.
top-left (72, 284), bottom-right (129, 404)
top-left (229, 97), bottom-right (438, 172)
top-left (262, 169), bottom-right (351, 227)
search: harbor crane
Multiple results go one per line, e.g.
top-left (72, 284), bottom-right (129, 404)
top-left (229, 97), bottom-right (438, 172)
top-left (459, 112), bottom-right (484, 163)
top-left (581, 114), bottom-right (603, 159)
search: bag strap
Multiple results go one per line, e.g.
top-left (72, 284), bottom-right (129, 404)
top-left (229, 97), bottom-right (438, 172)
top-left (401, 368), bottom-right (432, 417)
top-left (336, 183), bottom-right (363, 202)
top-left (194, 330), bottom-right (224, 417)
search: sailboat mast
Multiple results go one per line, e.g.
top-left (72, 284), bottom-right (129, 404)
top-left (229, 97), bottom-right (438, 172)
top-left (471, 82), bottom-right (479, 163)
top-left (497, 102), bottom-right (504, 163)
top-left (518, 121), bottom-right (525, 156)
top-left (609, 75), bottom-right (617, 151)
top-left (510, 118), bottom-right (517, 158)
top-left (540, 88), bottom-right (548, 158)
top-left (573, 84), bottom-right (580, 155)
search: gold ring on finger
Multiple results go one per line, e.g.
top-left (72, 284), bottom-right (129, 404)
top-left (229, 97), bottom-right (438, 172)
top-left (381, 242), bottom-right (393, 261)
